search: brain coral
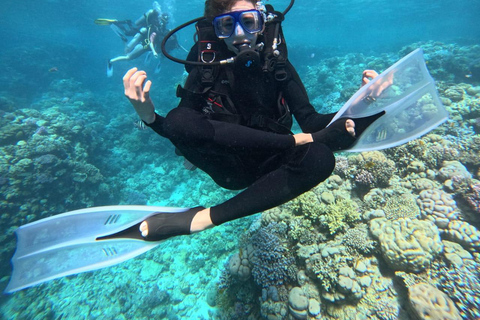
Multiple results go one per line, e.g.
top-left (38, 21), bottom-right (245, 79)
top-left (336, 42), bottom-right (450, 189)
top-left (408, 283), bottom-right (461, 320)
top-left (444, 220), bottom-right (480, 248)
top-left (417, 189), bottom-right (459, 229)
top-left (369, 218), bottom-right (443, 272)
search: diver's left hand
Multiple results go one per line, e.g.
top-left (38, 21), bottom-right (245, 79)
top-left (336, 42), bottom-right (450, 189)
top-left (361, 70), bottom-right (379, 86)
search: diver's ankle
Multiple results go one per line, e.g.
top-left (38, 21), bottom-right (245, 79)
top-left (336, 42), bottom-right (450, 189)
top-left (190, 208), bottom-right (213, 233)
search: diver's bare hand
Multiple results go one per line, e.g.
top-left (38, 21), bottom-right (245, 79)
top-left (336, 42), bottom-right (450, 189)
top-left (293, 133), bottom-right (313, 146)
top-left (361, 70), bottom-right (379, 86)
top-left (123, 67), bottom-right (156, 124)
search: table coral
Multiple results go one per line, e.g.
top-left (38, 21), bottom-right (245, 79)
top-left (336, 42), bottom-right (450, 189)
top-left (370, 218), bottom-right (443, 272)
top-left (407, 282), bottom-right (462, 320)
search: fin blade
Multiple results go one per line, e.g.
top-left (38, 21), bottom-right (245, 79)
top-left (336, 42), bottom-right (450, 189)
top-left (5, 239), bottom-right (158, 293)
top-left (348, 82), bottom-right (448, 152)
top-left (5, 205), bottom-right (189, 293)
top-left (330, 48), bottom-right (449, 152)
top-left (94, 18), bottom-right (118, 26)
top-left (107, 61), bottom-right (113, 77)
top-left (12, 205), bottom-right (187, 258)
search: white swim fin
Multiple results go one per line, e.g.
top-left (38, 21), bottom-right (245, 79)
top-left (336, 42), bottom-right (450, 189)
top-left (5, 205), bottom-right (189, 293)
top-left (330, 48), bottom-right (448, 152)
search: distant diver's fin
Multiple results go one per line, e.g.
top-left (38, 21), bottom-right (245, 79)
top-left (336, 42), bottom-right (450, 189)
top-left (144, 51), bottom-right (153, 64)
top-left (107, 61), bottom-right (113, 77)
top-left (110, 23), bottom-right (128, 42)
top-left (94, 18), bottom-right (118, 26)
top-left (4, 205), bottom-right (190, 293)
top-left (329, 48), bottom-right (449, 153)
top-left (154, 60), bottom-right (162, 74)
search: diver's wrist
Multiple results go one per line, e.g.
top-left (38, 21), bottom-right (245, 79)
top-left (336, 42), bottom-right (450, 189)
top-left (142, 112), bottom-right (156, 124)
top-left (293, 133), bottom-right (313, 146)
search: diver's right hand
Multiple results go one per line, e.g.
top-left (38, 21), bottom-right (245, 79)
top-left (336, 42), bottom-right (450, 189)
top-left (123, 68), bottom-right (156, 124)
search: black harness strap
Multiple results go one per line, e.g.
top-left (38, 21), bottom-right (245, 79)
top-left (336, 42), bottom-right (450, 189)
top-left (196, 19), bottom-right (220, 87)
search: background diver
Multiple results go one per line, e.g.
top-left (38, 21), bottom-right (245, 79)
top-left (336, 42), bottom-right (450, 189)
top-left (95, 1), bottom-right (180, 77)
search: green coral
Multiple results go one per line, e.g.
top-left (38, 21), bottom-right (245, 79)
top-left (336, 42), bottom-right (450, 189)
top-left (309, 253), bottom-right (339, 292)
top-left (288, 217), bottom-right (316, 244)
top-left (286, 190), bottom-right (325, 221)
top-left (323, 198), bottom-right (361, 234)
top-left (342, 223), bottom-right (378, 254)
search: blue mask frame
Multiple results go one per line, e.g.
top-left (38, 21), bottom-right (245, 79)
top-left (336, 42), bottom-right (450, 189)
top-left (213, 9), bottom-right (265, 39)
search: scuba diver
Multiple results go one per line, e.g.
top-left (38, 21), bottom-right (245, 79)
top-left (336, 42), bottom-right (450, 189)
top-left (123, 0), bottom-right (383, 240)
top-left (5, 0), bottom-right (450, 293)
top-left (96, 1), bottom-right (179, 77)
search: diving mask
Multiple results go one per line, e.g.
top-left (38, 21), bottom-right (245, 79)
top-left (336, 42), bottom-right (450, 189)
top-left (213, 9), bottom-right (265, 39)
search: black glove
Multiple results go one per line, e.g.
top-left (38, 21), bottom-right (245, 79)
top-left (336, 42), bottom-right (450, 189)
top-left (312, 111), bottom-right (385, 151)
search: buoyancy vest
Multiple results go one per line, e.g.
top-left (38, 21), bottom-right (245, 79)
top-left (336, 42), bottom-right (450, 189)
top-left (176, 5), bottom-right (293, 134)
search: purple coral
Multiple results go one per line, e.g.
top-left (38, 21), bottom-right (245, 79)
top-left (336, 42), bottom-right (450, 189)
top-left (250, 223), bottom-right (296, 288)
top-left (334, 156), bottom-right (349, 177)
top-left (354, 169), bottom-right (375, 188)
top-left (466, 183), bottom-right (480, 214)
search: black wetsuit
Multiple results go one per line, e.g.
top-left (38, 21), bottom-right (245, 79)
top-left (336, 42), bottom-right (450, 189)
top-left (144, 44), bottom-right (353, 230)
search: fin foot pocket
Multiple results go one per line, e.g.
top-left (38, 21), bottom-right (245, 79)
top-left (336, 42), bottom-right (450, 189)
top-left (312, 111), bottom-right (385, 151)
top-left (143, 207), bottom-right (205, 241)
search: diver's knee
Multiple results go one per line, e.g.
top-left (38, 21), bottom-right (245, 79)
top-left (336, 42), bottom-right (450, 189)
top-left (164, 108), bottom-right (214, 142)
top-left (303, 142), bottom-right (335, 182)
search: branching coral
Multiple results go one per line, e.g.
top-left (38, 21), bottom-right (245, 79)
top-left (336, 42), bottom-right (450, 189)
top-left (322, 198), bottom-right (361, 234)
top-left (249, 223), bottom-right (297, 288)
top-left (341, 223), bottom-right (378, 254)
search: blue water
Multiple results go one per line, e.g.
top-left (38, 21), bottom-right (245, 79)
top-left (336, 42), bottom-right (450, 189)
top-left (1, 0), bottom-right (479, 319)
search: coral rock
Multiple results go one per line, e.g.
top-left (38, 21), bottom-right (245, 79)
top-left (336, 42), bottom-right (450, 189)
top-left (370, 218), bottom-right (443, 272)
top-left (417, 189), bottom-right (459, 229)
top-left (408, 282), bottom-right (461, 320)
top-left (438, 160), bottom-right (471, 181)
top-left (308, 298), bottom-right (321, 317)
top-left (442, 240), bottom-right (475, 268)
top-left (444, 220), bottom-right (480, 248)
top-left (288, 287), bottom-right (309, 320)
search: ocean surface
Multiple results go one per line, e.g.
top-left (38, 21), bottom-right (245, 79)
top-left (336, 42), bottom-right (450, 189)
top-left (1, 0), bottom-right (479, 319)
